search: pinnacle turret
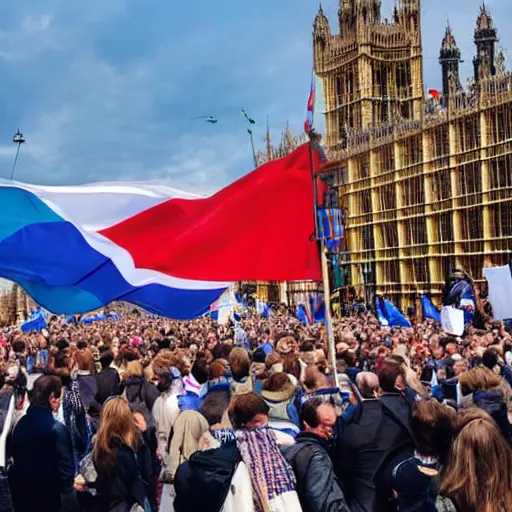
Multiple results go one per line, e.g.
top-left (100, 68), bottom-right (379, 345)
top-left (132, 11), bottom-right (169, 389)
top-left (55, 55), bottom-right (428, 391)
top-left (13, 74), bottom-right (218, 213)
top-left (440, 23), bottom-right (462, 100)
top-left (473, 2), bottom-right (498, 81)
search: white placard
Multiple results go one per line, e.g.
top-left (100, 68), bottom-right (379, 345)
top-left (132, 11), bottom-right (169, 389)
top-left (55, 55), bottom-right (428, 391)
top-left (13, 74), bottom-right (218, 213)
top-left (483, 265), bottom-right (512, 321)
top-left (441, 306), bottom-right (465, 336)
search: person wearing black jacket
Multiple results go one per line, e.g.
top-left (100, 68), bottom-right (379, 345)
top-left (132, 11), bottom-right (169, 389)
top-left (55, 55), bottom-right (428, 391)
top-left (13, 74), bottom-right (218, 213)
top-left (96, 349), bottom-right (120, 405)
top-left (284, 398), bottom-right (351, 512)
top-left (335, 361), bottom-right (414, 512)
top-left (9, 375), bottom-right (79, 512)
top-left (174, 440), bottom-right (240, 512)
top-left (92, 397), bottom-right (152, 512)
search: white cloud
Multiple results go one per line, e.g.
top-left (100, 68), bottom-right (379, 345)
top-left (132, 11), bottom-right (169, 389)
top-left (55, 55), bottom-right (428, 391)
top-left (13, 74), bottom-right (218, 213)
top-left (0, 145), bottom-right (17, 158)
top-left (21, 14), bottom-right (53, 33)
top-left (0, 13), bottom-right (59, 61)
top-left (120, 132), bottom-right (253, 194)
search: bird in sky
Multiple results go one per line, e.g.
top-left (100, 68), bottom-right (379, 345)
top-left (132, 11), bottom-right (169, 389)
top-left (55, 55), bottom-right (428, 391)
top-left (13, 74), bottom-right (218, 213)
top-left (193, 116), bottom-right (219, 124)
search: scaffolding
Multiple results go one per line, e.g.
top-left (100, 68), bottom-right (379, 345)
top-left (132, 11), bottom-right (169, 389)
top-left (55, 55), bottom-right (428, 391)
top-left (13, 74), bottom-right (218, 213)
top-left (314, 1), bottom-right (512, 311)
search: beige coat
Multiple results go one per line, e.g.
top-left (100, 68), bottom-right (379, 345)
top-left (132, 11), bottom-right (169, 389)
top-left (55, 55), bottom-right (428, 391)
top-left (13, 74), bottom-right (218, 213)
top-left (168, 410), bottom-right (209, 478)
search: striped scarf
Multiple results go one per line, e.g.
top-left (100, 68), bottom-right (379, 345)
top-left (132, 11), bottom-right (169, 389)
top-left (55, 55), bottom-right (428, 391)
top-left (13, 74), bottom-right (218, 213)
top-left (236, 427), bottom-right (296, 512)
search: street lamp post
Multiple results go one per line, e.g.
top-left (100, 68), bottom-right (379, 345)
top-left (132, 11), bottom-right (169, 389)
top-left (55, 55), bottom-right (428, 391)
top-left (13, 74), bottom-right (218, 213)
top-left (10, 129), bottom-right (25, 181)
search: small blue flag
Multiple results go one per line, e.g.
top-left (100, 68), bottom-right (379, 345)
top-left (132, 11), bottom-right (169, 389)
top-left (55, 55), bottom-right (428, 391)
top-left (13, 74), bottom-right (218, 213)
top-left (297, 304), bottom-right (310, 325)
top-left (256, 300), bottom-right (269, 318)
top-left (383, 299), bottom-right (411, 328)
top-left (309, 295), bottom-right (326, 323)
top-left (420, 294), bottom-right (441, 323)
top-left (21, 308), bottom-right (47, 333)
top-left (376, 297), bottom-right (389, 327)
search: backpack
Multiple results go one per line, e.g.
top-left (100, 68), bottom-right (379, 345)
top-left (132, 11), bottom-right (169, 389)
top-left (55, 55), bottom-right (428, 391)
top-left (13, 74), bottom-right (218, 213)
top-left (474, 390), bottom-right (512, 442)
top-left (123, 383), bottom-right (154, 429)
top-left (173, 440), bottom-right (239, 512)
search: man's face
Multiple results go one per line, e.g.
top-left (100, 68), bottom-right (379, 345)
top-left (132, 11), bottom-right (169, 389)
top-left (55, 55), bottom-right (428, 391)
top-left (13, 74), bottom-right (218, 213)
top-left (305, 404), bottom-right (337, 440)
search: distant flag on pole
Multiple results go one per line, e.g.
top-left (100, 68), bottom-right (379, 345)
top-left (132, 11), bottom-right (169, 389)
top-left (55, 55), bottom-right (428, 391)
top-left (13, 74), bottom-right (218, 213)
top-left (428, 89), bottom-right (441, 101)
top-left (305, 75), bottom-right (315, 135)
top-left (305, 73), bottom-right (325, 135)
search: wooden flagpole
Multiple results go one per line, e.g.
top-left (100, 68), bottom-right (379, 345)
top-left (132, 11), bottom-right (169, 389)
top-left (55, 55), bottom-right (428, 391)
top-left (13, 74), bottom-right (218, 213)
top-left (321, 243), bottom-right (340, 390)
top-left (309, 134), bottom-right (339, 390)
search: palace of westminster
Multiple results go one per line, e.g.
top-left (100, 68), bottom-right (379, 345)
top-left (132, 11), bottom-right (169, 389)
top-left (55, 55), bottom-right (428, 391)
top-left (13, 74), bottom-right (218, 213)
top-left (313, 0), bottom-right (512, 310)
top-left (2, 0), bottom-right (512, 322)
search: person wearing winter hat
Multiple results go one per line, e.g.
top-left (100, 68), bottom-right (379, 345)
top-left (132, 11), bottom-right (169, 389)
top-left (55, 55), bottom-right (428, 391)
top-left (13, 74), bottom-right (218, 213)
top-left (261, 373), bottom-right (299, 439)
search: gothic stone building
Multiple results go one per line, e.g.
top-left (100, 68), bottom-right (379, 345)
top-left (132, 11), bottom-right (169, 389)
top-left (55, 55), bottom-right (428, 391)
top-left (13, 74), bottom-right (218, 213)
top-left (314, 1), bottom-right (512, 309)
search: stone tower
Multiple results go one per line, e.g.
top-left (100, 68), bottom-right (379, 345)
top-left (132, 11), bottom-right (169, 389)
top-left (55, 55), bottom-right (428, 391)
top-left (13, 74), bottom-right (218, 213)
top-left (439, 24), bottom-right (462, 102)
top-left (314, 0), bottom-right (424, 150)
top-left (473, 3), bottom-right (498, 81)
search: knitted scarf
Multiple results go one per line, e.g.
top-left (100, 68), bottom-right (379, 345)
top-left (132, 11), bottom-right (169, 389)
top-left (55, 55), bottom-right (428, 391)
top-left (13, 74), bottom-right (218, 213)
top-left (211, 428), bottom-right (236, 445)
top-left (236, 427), bottom-right (296, 512)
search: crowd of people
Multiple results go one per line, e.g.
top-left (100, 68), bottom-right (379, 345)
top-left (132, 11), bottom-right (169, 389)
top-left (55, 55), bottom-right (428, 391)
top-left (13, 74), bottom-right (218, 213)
top-left (0, 305), bottom-right (512, 512)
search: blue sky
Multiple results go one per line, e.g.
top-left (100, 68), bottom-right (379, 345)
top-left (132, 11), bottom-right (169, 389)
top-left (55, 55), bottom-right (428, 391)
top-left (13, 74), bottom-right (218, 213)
top-left (0, 0), bottom-right (509, 191)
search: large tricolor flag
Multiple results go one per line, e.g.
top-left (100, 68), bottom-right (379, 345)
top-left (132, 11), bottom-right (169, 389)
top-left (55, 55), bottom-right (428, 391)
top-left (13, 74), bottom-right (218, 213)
top-left (0, 144), bottom-right (321, 319)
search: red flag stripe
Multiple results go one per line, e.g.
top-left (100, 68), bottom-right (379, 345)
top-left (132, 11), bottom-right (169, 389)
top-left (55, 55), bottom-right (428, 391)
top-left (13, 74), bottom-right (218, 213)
top-left (100, 144), bottom-right (322, 282)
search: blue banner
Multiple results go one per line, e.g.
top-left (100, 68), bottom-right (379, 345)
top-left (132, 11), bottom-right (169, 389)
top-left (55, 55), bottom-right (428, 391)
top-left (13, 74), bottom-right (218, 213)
top-left (297, 304), bottom-right (310, 325)
top-left (376, 297), bottom-right (389, 327)
top-left (383, 299), bottom-right (411, 328)
top-left (420, 294), bottom-right (441, 323)
top-left (256, 300), bottom-right (269, 318)
top-left (21, 308), bottom-right (47, 333)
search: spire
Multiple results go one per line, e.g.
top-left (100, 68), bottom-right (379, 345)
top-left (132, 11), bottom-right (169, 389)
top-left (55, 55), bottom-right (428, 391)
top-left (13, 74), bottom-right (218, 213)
top-left (473, 2), bottom-right (498, 81)
top-left (355, 0), bottom-right (381, 23)
top-left (441, 23), bottom-right (458, 52)
top-left (314, 2), bottom-right (331, 43)
top-left (393, 1), bottom-right (400, 23)
top-left (440, 21), bottom-right (462, 100)
top-left (475, 1), bottom-right (495, 33)
top-left (314, 2), bottom-right (330, 32)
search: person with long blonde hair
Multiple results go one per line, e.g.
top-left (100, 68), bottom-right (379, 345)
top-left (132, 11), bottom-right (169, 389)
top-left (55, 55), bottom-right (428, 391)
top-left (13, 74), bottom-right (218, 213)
top-left (93, 397), bottom-right (152, 512)
top-left (436, 408), bottom-right (512, 512)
